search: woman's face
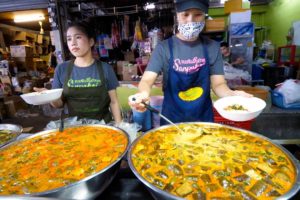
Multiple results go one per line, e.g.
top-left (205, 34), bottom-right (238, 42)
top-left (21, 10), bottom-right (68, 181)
top-left (66, 27), bottom-right (94, 58)
top-left (176, 8), bottom-right (205, 25)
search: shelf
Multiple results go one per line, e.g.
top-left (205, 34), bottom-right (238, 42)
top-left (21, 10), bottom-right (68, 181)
top-left (203, 30), bottom-right (225, 34)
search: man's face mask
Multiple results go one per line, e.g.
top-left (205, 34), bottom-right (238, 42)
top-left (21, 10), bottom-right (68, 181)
top-left (177, 21), bottom-right (205, 40)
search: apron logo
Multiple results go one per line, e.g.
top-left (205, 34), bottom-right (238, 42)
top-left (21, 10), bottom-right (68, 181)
top-left (67, 78), bottom-right (101, 87)
top-left (178, 87), bottom-right (203, 101)
top-left (173, 57), bottom-right (206, 73)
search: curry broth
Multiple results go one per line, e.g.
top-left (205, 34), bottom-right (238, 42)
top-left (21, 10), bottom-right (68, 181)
top-left (131, 124), bottom-right (296, 200)
top-left (0, 126), bottom-right (128, 195)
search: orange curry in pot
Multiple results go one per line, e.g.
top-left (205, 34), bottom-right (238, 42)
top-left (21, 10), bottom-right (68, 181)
top-left (0, 126), bottom-right (128, 195)
top-left (131, 123), bottom-right (296, 200)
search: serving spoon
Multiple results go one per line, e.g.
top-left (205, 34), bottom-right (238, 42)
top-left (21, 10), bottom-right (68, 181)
top-left (59, 108), bottom-right (64, 132)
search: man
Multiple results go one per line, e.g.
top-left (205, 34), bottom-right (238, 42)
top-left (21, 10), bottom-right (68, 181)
top-left (220, 41), bottom-right (245, 67)
top-left (129, 0), bottom-right (251, 125)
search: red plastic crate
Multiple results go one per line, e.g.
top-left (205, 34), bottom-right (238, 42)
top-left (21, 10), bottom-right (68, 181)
top-left (213, 108), bottom-right (253, 130)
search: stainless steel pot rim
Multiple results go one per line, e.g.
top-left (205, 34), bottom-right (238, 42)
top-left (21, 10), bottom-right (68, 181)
top-left (0, 124), bottom-right (130, 197)
top-left (128, 122), bottom-right (300, 200)
top-left (0, 124), bottom-right (23, 148)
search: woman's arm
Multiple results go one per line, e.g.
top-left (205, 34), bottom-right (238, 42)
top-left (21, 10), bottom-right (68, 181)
top-left (108, 89), bottom-right (122, 124)
top-left (210, 75), bottom-right (252, 97)
top-left (50, 99), bottom-right (64, 108)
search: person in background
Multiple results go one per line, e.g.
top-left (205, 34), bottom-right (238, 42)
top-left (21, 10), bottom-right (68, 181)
top-left (220, 41), bottom-right (245, 67)
top-left (128, 0), bottom-right (251, 125)
top-left (35, 21), bottom-right (122, 123)
top-left (49, 45), bottom-right (58, 69)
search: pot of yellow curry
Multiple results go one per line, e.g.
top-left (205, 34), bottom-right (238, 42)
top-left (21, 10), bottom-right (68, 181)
top-left (0, 124), bottom-right (129, 199)
top-left (128, 122), bottom-right (300, 200)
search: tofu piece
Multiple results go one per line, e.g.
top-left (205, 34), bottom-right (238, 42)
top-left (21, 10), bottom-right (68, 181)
top-left (175, 182), bottom-right (193, 197)
top-left (245, 169), bottom-right (261, 180)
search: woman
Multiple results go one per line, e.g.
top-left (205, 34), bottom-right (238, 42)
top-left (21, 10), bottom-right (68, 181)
top-left (129, 0), bottom-right (251, 125)
top-left (36, 21), bottom-right (122, 123)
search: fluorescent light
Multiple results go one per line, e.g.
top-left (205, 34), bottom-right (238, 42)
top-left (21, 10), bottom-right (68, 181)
top-left (14, 14), bottom-right (45, 23)
top-left (144, 3), bottom-right (155, 10)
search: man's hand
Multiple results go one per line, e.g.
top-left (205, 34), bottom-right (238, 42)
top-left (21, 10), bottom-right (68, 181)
top-left (232, 90), bottom-right (253, 98)
top-left (128, 92), bottom-right (150, 112)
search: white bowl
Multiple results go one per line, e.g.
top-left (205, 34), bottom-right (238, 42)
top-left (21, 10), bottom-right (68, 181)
top-left (21, 88), bottom-right (63, 105)
top-left (214, 96), bottom-right (266, 122)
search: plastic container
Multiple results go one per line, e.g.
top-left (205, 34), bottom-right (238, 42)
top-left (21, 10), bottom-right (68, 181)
top-left (271, 91), bottom-right (300, 109)
top-left (132, 110), bottom-right (152, 131)
top-left (213, 109), bottom-right (253, 130)
top-left (150, 96), bottom-right (164, 128)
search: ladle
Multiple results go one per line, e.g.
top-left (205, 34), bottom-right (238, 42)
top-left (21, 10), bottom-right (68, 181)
top-left (131, 98), bottom-right (210, 141)
top-left (59, 108), bottom-right (64, 132)
top-left (139, 101), bottom-right (183, 133)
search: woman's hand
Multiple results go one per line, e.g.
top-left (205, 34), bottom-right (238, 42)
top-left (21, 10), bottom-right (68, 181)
top-left (128, 92), bottom-right (150, 112)
top-left (34, 87), bottom-right (64, 108)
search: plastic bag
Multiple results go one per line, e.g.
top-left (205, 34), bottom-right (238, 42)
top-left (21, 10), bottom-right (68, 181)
top-left (276, 79), bottom-right (300, 104)
top-left (109, 122), bottom-right (141, 143)
top-left (45, 116), bottom-right (105, 130)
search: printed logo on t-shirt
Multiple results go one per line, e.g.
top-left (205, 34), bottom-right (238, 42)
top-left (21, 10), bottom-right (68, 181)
top-left (67, 78), bottom-right (101, 88)
top-left (173, 57), bottom-right (206, 74)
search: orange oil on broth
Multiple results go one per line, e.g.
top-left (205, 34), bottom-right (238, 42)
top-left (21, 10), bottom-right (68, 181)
top-left (0, 126), bottom-right (128, 194)
top-left (131, 124), bottom-right (296, 200)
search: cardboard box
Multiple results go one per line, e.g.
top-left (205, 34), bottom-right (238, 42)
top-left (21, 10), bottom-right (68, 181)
top-left (10, 45), bottom-right (33, 57)
top-left (205, 18), bottom-right (225, 32)
top-left (0, 75), bottom-right (11, 85)
top-left (33, 58), bottom-right (47, 70)
top-left (224, 0), bottom-right (248, 14)
top-left (14, 31), bottom-right (26, 41)
top-left (124, 51), bottom-right (135, 62)
top-left (14, 57), bottom-right (34, 71)
top-left (117, 61), bottom-right (129, 75)
top-left (121, 64), bottom-right (137, 81)
top-left (228, 10), bottom-right (252, 24)
top-left (4, 95), bottom-right (28, 111)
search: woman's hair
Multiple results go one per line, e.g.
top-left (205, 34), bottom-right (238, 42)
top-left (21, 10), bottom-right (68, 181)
top-left (67, 20), bottom-right (95, 42)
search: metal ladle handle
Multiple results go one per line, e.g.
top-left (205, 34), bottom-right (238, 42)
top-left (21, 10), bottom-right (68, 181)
top-left (131, 97), bottom-right (159, 113)
top-left (131, 97), bottom-right (182, 131)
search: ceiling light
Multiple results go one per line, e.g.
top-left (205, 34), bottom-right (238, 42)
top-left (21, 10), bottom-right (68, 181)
top-left (144, 3), bottom-right (155, 10)
top-left (14, 14), bottom-right (45, 23)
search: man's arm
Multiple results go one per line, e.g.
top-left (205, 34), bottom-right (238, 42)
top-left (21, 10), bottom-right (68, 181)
top-left (128, 71), bottom-right (158, 112)
top-left (211, 75), bottom-right (252, 97)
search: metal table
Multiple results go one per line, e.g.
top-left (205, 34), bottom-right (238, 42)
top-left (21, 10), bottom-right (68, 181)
top-left (251, 106), bottom-right (300, 145)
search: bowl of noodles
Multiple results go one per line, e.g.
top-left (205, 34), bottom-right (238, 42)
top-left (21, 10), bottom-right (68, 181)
top-left (213, 96), bottom-right (266, 121)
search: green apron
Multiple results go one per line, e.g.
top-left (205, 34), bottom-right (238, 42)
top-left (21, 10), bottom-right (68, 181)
top-left (62, 60), bottom-right (112, 123)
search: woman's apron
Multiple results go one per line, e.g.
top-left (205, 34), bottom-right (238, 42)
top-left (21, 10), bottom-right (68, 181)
top-left (160, 37), bottom-right (213, 125)
top-left (62, 60), bottom-right (112, 123)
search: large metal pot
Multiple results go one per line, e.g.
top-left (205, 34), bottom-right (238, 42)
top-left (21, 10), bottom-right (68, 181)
top-left (0, 123), bottom-right (23, 148)
top-left (0, 124), bottom-right (129, 200)
top-left (128, 122), bottom-right (300, 200)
